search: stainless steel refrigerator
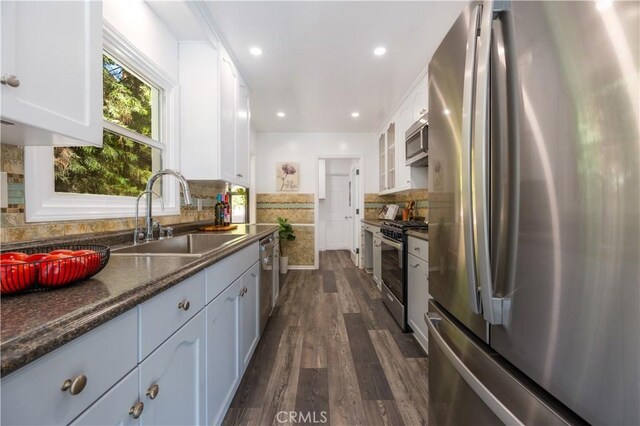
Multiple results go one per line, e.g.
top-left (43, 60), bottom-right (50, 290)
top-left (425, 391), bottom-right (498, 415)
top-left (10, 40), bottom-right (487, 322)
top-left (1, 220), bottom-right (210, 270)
top-left (427, 1), bottom-right (639, 424)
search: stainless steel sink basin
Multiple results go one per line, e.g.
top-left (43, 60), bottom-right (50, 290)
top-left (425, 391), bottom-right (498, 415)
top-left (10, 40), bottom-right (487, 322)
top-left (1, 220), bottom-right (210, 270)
top-left (112, 233), bottom-right (245, 257)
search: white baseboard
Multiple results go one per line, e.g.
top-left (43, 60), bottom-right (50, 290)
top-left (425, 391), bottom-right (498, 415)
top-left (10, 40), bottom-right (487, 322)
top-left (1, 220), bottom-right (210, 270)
top-left (284, 265), bottom-right (317, 271)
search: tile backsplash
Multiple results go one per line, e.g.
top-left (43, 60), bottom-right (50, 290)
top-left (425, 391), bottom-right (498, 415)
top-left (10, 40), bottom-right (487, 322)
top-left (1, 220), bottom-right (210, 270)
top-left (256, 193), bottom-right (315, 266)
top-left (364, 189), bottom-right (428, 220)
top-left (0, 144), bottom-right (226, 244)
top-left (255, 189), bottom-right (429, 268)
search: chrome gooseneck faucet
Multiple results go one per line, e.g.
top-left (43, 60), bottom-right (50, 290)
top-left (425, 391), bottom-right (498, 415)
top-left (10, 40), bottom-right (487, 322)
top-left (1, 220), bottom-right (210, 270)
top-left (143, 169), bottom-right (192, 242)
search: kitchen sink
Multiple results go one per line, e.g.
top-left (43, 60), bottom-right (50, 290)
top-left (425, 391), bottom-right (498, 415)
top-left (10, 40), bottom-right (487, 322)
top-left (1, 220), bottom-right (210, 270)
top-left (111, 233), bottom-right (246, 257)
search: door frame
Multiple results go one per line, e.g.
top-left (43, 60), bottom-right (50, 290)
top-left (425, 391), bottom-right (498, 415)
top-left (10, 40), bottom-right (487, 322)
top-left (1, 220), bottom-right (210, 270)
top-left (314, 155), bottom-right (364, 269)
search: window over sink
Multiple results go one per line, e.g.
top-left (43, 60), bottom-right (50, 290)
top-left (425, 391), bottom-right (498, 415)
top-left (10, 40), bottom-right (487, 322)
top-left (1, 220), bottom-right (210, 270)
top-left (24, 24), bottom-right (180, 222)
top-left (54, 54), bottom-right (163, 197)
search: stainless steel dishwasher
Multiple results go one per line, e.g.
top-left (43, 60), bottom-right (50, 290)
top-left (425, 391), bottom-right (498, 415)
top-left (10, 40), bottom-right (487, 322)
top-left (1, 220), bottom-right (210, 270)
top-left (259, 235), bottom-right (276, 333)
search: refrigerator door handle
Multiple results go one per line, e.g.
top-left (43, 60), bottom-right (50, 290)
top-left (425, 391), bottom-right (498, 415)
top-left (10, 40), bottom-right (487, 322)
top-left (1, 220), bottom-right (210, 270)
top-left (473, 0), bottom-right (510, 324)
top-left (426, 312), bottom-right (524, 426)
top-left (461, 3), bottom-right (483, 315)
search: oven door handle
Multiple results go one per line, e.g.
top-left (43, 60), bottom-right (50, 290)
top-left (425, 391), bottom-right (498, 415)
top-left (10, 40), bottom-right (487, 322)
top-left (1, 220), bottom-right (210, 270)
top-left (381, 237), bottom-right (402, 250)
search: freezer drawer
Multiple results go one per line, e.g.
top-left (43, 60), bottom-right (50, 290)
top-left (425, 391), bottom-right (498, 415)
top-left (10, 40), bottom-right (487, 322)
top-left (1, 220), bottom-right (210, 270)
top-left (427, 302), bottom-right (578, 426)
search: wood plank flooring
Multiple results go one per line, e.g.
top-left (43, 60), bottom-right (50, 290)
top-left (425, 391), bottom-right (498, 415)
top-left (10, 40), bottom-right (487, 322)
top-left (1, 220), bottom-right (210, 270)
top-left (223, 250), bottom-right (428, 426)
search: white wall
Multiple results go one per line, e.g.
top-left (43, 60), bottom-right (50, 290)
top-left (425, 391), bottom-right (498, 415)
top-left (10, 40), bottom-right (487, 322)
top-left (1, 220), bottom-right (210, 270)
top-left (255, 133), bottom-right (378, 194)
top-left (103, 0), bottom-right (179, 80)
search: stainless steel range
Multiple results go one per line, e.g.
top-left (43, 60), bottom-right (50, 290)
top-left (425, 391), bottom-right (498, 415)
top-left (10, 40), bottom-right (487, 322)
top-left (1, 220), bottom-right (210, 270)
top-left (380, 220), bottom-right (428, 331)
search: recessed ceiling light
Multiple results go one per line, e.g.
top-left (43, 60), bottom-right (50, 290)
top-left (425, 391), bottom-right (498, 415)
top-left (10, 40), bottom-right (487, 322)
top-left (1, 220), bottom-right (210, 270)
top-left (596, 0), bottom-right (612, 11)
top-left (443, 109), bottom-right (450, 116)
top-left (351, 112), bottom-right (360, 118)
top-left (277, 111), bottom-right (286, 118)
top-left (374, 46), bottom-right (387, 56)
top-left (249, 46), bottom-right (263, 56)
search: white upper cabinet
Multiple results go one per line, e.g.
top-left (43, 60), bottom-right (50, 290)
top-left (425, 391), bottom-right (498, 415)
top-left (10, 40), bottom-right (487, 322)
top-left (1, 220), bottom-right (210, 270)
top-left (219, 47), bottom-right (238, 183)
top-left (0, 0), bottom-right (102, 146)
top-left (379, 133), bottom-right (387, 192)
top-left (235, 81), bottom-right (250, 187)
top-left (178, 42), bottom-right (219, 181)
top-left (179, 42), bottom-right (251, 187)
top-left (378, 74), bottom-right (428, 194)
top-left (411, 77), bottom-right (428, 122)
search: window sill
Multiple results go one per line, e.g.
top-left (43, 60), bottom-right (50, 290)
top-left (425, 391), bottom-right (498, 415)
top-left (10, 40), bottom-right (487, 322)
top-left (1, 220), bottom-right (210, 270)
top-left (25, 146), bottom-right (180, 223)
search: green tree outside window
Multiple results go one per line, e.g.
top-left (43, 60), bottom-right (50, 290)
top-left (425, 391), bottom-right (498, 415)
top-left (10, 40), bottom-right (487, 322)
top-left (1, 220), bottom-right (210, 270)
top-left (54, 55), bottom-right (161, 197)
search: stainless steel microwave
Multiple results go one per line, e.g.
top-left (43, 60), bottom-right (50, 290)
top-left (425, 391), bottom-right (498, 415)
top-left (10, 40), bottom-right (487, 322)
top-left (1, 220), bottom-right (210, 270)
top-left (405, 113), bottom-right (428, 166)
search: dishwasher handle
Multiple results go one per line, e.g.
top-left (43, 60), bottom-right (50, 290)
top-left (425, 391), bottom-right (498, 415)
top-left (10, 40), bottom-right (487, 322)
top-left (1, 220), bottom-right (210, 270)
top-left (260, 237), bottom-right (276, 250)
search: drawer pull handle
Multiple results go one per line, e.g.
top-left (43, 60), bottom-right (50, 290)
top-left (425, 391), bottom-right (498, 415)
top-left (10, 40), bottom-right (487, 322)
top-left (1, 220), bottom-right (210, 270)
top-left (410, 263), bottom-right (420, 268)
top-left (129, 401), bottom-right (144, 419)
top-left (61, 375), bottom-right (87, 395)
top-left (240, 287), bottom-right (248, 297)
top-left (178, 300), bottom-right (190, 311)
top-left (146, 384), bottom-right (160, 399)
top-left (414, 247), bottom-right (421, 251)
top-left (1, 74), bottom-right (20, 87)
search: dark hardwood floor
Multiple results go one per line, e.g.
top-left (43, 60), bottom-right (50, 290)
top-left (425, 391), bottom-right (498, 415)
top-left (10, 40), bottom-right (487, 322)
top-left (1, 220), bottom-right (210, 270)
top-left (223, 250), bottom-right (428, 425)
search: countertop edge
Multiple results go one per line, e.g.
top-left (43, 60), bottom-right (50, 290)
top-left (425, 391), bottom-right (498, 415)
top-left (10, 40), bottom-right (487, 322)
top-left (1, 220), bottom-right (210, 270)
top-left (406, 229), bottom-right (429, 241)
top-left (0, 226), bottom-right (278, 377)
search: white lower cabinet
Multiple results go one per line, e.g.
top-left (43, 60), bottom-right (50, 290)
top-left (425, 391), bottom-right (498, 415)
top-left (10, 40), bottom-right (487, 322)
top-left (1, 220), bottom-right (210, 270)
top-left (206, 279), bottom-right (242, 425)
top-left (407, 251), bottom-right (429, 352)
top-left (71, 369), bottom-right (140, 426)
top-left (1, 244), bottom-right (265, 426)
top-left (239, 262), bottom-right (260, 373)
top-left (373, 235), bottom-right (383, 288)
top-left (139, 310), bottom-right (206, 426)
top-left (0, 309), bottom-right (137, 426)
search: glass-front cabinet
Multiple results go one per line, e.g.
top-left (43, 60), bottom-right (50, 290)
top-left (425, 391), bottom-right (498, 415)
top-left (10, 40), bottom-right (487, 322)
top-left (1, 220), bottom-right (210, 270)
top-left (379, 123), bottom-right (397, 193)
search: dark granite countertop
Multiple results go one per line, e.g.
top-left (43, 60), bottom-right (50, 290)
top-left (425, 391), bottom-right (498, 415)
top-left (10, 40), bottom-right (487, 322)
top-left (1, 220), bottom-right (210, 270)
top-left (0, 224), bottom-right (278, 377)
top-left (361, 219), bottom-right (384, 227)
top-left (407, 229), bottom-right (429, 241)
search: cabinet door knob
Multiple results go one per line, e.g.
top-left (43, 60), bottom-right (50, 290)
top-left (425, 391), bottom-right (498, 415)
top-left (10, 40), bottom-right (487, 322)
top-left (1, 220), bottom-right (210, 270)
top-left (178, 300), bottom-right (190, 311)
top-left (1, 74), bottom-right (20, 88)
top-left (146, 383), bottom-right (160, 399)
top-left (61, 375), bottom-right (87, 395)
top-left (129, 401), bottom-right (144, 419)
top-left (236, 174), bottom-right (243, 178)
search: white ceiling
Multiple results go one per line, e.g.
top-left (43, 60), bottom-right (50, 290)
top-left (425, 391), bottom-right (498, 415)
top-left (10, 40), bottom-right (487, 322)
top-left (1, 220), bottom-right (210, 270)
top-left (150, 1), bottom-right (466, 133)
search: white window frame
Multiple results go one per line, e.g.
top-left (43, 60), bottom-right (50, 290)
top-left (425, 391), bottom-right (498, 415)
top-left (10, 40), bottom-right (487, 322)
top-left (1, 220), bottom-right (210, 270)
top-left (24, 22), bottom-right (181, 223)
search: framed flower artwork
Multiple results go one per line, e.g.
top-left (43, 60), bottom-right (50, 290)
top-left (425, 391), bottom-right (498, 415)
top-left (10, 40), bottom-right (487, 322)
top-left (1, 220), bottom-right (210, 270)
top-left (276, 162), bottom-right (299, 192)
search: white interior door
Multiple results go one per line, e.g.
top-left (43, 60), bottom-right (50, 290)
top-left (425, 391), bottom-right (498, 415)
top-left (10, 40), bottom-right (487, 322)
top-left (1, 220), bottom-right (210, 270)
top-left (350, 164), bottom-right (359, 266)
top-left (326, 175), bottom-right (350, 250)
